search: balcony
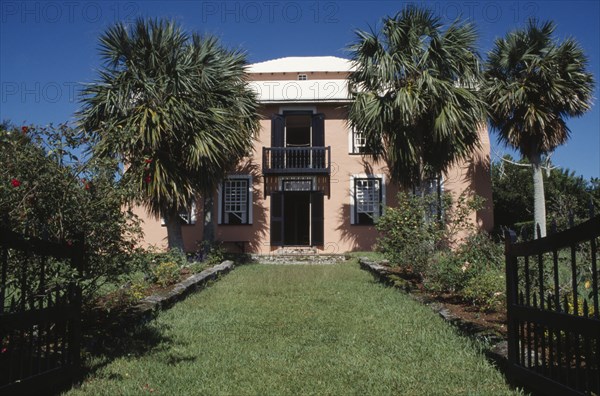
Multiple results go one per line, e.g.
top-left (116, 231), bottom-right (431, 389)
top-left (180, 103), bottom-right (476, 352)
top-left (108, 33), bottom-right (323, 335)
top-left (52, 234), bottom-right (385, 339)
top-left (262, 147), bottom-right (331, 174)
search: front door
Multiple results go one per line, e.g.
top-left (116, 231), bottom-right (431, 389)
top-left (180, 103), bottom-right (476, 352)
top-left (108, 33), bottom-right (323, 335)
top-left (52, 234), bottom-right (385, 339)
top-left (270, 191), bottom-right (324, 246)
top-left (283, 192), bottom-right (310, 245)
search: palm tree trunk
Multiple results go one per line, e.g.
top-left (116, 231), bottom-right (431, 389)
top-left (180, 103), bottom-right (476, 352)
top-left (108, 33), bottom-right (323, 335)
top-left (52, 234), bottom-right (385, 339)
top-left (530, 152), bottom-right (547, 238)
top-left (165, 209), bottom-right (185, 251)
top-left (203, 194), bottom-right (215, 244)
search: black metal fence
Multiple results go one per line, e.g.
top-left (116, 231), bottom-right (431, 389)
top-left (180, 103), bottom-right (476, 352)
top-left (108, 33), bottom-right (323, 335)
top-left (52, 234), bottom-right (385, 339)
top-left (505, 215), bottom-right (600, 395)
top-left (0, 224), bottom-right (83, 395)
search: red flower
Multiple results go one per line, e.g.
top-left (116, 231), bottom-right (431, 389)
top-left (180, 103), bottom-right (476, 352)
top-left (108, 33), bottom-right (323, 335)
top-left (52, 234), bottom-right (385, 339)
top-left (145, 158), bottom-right (153, 164)
top-left (21, 126), bottom-right (28, 134)
top-left (10, 178), bottom-right (21, 187)
top-left (85, 183), bottom-right (91, 190)
top-left (144, 175), bottom-right (151, 183)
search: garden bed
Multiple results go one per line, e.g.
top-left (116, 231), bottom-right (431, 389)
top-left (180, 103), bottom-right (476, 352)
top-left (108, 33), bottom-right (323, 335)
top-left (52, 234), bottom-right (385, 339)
top-left (359, 257), bottom-right (509, 366)
top-left (81, 260), bottom-right (235, 357)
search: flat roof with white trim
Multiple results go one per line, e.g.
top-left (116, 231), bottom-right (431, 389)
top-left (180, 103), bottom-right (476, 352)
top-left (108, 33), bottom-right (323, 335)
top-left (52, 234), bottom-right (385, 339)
top-left (248, 56), bottom-right (354, 74)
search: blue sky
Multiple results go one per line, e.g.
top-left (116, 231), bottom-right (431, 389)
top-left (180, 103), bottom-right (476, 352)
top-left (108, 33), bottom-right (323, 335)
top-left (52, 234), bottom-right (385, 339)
top-left (1, 0), bottom-right (599, 179)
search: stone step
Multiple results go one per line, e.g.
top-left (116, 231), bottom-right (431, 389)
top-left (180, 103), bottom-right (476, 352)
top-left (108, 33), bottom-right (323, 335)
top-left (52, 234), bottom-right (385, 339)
top-left (250, 254), bottom-right (349, 265)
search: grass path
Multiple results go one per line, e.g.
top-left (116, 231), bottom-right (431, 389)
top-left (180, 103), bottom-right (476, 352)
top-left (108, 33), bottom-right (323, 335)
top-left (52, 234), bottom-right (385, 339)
top-left (66, 262), bottom-right (518, 395)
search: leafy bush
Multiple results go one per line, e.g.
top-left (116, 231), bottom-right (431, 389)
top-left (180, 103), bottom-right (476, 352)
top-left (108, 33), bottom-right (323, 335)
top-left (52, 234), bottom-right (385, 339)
top-left (151, 261), bottom-right (180, 287)
top-left (0, 123), bottom-right (143, 301)
top-left (462, 268), bottom-right (506, 312)
top-left (375, 192), bottom-right (442, 277)
top-left (374, 193), bottom-right (507, 313)
top-left (196, 240), bottom-right (226, 267)
top-left (425, 233), bottom-right (504, 294)
top-left (376, 190), bottom-right (484, 279)
top-left (424, 252), bottom-right (467, 293)
top-left (100, 278), bottom-right (148, 312)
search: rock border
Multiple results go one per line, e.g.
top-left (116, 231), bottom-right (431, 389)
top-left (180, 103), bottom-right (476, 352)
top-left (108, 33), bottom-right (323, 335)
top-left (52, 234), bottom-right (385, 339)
top-left (358, 257), bottom-right (509, 372)
top-left (130, 260), bottom-right (235, 319)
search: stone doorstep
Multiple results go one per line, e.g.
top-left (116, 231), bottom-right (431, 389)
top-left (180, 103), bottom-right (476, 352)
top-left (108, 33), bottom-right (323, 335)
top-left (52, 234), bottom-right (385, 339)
top-left (358, 258), bottom-right (509, 366)
top-left (273, 247), bottom-right (318, 255)
top-left (131, 260), bottom-right (235, 317)
top-left (250, 254), bottom-right (349, 265)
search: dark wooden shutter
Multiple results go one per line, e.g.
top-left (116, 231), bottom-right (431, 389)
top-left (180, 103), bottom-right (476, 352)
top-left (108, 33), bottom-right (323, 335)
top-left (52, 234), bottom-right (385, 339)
top-left (271, 114), bottom-right (285, 147)
top-left (270, 192), bottom-right (284, 246)
top-left (311, 192), bottom-right (324, 246)
top-left (311, 113), bottom-right (325, 146)
top-left (271, 114), bottom-right (285, 170)
top-left (312, 113), bottom-right (325, 169)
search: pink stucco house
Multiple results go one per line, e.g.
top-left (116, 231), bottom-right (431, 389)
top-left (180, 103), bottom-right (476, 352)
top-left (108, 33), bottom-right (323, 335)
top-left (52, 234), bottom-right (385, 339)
top-left (135, 56), bottom-right (493, 254)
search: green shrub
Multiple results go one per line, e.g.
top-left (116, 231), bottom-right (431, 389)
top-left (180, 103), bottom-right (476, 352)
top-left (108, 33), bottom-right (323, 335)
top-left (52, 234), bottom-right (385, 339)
top-left (376, 190), bottom-right (484, 280)
top-left (462, 268), bottom-right (506, 312)
top-left (426, 233), bottom-right (504, 294)
top-left (100, 278), bottom-right (148, 312)
top-left (457, 233), bottom-right (504, 271)
top-left (376, 191), bottom-right (441, 277)
top-left (187, 262), bottom-right (210, 274)
top-left (151, 261), bottom-right (181, 287)
top-left (0, 123), bottom-right (143, 303)
top-left (424, 252), bottom-right (467, 293)
top-left (196, 240), bottom-right (226, 267)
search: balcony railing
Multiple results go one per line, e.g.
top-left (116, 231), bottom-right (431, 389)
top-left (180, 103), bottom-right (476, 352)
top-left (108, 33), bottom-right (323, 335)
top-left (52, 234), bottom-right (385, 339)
top-left (262, 147), bottom-right (331, 174)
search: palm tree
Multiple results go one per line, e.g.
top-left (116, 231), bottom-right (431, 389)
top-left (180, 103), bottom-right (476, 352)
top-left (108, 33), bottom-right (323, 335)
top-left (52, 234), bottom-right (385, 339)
top-left (484, 19), bottom-right (594, 237)
top-left (347, 6), bottom-right (486, 189)
top-left (79, 18), bottom-right (259, 250)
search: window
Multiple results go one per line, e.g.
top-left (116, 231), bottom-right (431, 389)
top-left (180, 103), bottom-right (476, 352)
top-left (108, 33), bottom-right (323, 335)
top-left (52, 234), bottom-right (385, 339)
top-left (350, 128), bottom-right (374, 154)
top-left (350, 175), bottom-right (385, 225)
top-left (419, 175), bottom-right (443, 221)
top-left (160, 203), bottom-right (197, 226)
top-left (298, 74), bottom-right (307, 81)
top-left (218, 175), bottom-right (252, 225)
top-left (178, 203), bottom-right (197, 225)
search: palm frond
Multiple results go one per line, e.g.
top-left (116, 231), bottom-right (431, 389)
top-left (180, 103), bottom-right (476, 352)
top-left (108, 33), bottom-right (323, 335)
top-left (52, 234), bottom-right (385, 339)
top-left (347, 5), bottom-right (485, 187)
top-left (78, 18), bottom-right (259, 218)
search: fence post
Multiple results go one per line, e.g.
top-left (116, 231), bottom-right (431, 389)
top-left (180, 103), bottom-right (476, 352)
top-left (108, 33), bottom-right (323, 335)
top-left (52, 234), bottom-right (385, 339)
top-left (504, 229), bottom-right (518, 386)
top-left (69, 234), bottom-right (84, 371)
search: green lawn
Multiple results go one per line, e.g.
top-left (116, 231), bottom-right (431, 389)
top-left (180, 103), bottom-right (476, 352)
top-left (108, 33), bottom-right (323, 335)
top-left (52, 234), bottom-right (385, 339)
top-left (66, 262), bottom-right (518, 395)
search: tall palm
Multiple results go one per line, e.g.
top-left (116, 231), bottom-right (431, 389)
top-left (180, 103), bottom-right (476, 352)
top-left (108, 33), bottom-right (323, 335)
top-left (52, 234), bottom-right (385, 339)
top-left (484, 19), bottom-right (594, 237)
top-left (348, 6), bottom-right (486, 188)
top-left (79, 18), bottom-right (259, 250)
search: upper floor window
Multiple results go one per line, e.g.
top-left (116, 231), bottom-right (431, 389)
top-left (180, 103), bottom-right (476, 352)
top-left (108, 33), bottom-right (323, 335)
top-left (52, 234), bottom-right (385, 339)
top-left (298, 74), bottom-right (307, 81)
top-left (351, 176), bottom-right (384, 225)
top-left (350, 128), bottom-right (368, 154)
top-left (218, 175), bottom-right (252, 225)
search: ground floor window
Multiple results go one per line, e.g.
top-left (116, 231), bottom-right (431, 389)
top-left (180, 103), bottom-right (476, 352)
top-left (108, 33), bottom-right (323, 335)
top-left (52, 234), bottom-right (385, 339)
top-left (160, 203), bottom-right (197, 226)
top-left (351, 175), bottom-right (385, 225)
top-left (218, 175), bottom-right (252, 225)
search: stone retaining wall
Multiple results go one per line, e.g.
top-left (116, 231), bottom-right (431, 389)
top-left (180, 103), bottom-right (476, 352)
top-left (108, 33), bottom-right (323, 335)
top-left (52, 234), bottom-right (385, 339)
top-left (132, 260), bottom-right (235, 319)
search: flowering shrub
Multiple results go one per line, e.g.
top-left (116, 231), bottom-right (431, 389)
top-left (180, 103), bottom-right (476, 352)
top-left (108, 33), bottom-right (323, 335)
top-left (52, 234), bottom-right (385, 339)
top-left (101, 278), bottom-right (148, 311)
top-left (150, 261), bottom-right (180, 287)
top-left (376, 190), bottom-right (509, 312)
top-left (462, 268), bottom-right (506, 312)
top-left (375, 192), bottom-right (442, 277)
top-left (425, 232), bottom-right (505, 310)
top-left (376, 190), bottom-right (484, 278)
top-left (0, 122), bottom-right (143, 301)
